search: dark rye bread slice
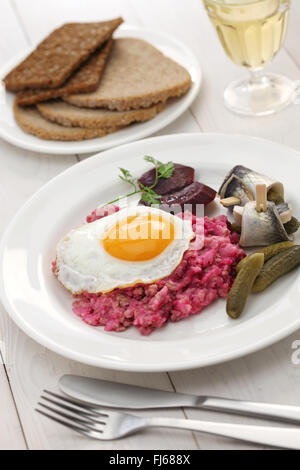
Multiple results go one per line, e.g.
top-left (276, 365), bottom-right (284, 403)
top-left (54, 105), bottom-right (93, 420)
top-left (64, 38), bottom-right (192, 111)
top-left (14, 102), bottom-right (121, 141)
top-left (4, 18), bottom-right (123, 91)
top-left (16, 40), bottom-right (113, 106)
top-left (37, 100), bottom-right (165, 129)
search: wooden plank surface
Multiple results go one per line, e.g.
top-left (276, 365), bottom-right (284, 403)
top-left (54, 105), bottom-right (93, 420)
top-left (0, 0), bottom-right (198, 451)
top-left (0, 0), bottom-right (300, 450)
top-left (0, 354), bottom-right (27, 450)
top-left (131, 0), bottom-right (300, 150)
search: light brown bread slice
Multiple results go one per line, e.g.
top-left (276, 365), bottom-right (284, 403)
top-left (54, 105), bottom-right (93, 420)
top-left (16, 40), bottom-right (113, 106)
top-left (4, 18), bottom-right (123, 91)
top-left (64, 38), bottom-right (192, 111)
top-left (37, 100), bottom-right (165, 129)
top-left (14, 102), bottom-right (121, 141)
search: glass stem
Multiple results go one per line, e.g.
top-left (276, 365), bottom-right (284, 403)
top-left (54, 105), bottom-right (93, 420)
top-left (249, 68), bottom-right (264, 85)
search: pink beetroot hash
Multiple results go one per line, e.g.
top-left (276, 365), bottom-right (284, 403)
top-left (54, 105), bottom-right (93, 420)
top-left (56, 205), bottom-right (246, 336)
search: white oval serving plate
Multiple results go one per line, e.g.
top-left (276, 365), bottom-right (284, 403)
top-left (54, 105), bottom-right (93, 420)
top-left (1, 133), bottom-right (300, 372)
top-left (0, 25), bottom-right (201, 155)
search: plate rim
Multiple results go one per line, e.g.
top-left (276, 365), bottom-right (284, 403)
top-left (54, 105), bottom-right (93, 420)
top-left (0, 25), bottom-right (202, 155)
top-left (1, 132), bottom-right (300, 372)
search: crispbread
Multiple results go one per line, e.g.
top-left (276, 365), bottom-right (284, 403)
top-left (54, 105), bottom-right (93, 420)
top-left (14, 102), bottom-right (121, 141)
top-left (64, 38), bottom-right (192, 111)
top-left (4, 18), bottom-right (123, 91)
top-left (37, 100), bottom-right (165, 129)
top-left (16, 40), bottom-right (113, 106)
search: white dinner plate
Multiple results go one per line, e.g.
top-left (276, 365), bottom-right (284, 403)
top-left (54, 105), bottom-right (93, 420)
top-left (0, 25), bottom-right (201, 155)
top-left (1, 133), bottom-right (300, 372)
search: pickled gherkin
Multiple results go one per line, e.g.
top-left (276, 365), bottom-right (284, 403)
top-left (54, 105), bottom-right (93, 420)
top-left (226, 253), bottom-right (264, 319)
top-left (252, 246), bottom-right (300, 293)
top-left (237, 241), bottom-right (294, 272)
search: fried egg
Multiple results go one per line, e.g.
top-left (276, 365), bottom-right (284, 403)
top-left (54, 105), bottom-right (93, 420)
top-left (55, 206), bottom-right (194, 294)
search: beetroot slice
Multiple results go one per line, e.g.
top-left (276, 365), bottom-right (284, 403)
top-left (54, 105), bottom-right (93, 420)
top-left (138, 163), bottom-right (195, 195)
top-left (140, 182), bottom-right (216, 213)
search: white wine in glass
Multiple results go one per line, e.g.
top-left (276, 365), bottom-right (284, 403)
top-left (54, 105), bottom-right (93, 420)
top-left (203, 0), bottom-right (294, 116)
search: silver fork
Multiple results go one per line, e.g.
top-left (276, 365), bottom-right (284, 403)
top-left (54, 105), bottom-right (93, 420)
top-left (36, 391), bottom-right (300, 449)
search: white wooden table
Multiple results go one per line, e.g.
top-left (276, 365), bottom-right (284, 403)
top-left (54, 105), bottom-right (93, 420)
top-left (1, 0), bottom-right (300, 451)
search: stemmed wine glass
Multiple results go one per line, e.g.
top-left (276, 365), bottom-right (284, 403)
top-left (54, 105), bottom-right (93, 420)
top-left (203, 0), bottom-right (295, 116)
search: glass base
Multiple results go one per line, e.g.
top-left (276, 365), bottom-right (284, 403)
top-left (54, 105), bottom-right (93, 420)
top-left (224, 73), bottom-right (295, 117)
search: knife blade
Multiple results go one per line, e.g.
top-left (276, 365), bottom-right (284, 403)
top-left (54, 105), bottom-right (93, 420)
top-left (60, 375), bottom-right (196, 409)
top-left (59, 375), bottom-right (300, 424)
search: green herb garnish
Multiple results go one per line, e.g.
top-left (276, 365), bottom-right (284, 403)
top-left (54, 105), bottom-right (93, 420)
top-left (140, 184), bottom-right (162, 205)
top-left (119, 168), bottom-right (137, 191)
top-left (103, 156), bottom-right (174, 207)
top-left (144, 156), bottom-right (174, 180)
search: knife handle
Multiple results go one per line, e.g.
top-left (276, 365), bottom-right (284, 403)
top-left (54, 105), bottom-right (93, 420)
top-left (199, 396), bottom-right (300, 424)
top-left (146, 417), bottom-right (299, 449)
top-left (60, 375), bottom-right (300, 425)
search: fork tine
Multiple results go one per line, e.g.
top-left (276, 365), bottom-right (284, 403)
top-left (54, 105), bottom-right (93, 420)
top-left (43, 390), bottom-right (109, 417)
top-left (37, 402), bottom-right (105, 433)
top-left (43, 390), bottom-right (92, 408)
top-left (40, 395), bottom-right (105, 422)
top-left (43, 390), bottom-right (95, 409)
top-left (36, 409), bottom-right (97, 439)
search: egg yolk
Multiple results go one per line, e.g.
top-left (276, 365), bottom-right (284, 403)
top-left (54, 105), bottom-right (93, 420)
top-left (103, 214), bottom-right (175, 261)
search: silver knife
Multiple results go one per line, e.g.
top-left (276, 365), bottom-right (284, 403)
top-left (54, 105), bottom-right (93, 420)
top-left (60, 374), bottom-right (300, 424)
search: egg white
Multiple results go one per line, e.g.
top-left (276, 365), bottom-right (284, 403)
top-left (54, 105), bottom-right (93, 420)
top-left (55, 206), bottom-right (194, 294)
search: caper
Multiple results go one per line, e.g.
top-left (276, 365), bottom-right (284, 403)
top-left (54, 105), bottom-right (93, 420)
top-left (231, 222), bottom-right (241, 234)
top-left (268, 188), bottom-right (284, 205)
